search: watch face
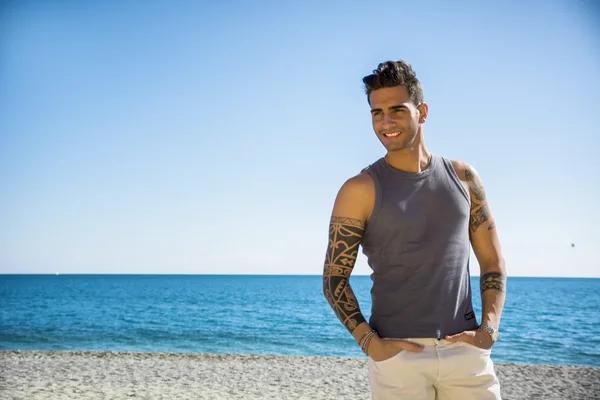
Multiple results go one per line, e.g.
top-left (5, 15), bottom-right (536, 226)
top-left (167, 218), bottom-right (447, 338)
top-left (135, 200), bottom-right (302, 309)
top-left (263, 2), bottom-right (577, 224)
top-left (491, 332), bottom-right (499, 341)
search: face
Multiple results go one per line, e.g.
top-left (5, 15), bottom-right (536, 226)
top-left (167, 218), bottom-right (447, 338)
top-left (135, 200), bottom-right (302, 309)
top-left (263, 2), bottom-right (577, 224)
top-left (369, 86), bottom-right (428, 153)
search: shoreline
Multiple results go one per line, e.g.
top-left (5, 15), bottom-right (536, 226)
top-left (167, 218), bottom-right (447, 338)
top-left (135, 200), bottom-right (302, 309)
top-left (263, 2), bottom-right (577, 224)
top-left (1, 350), bottom-right (599, 399)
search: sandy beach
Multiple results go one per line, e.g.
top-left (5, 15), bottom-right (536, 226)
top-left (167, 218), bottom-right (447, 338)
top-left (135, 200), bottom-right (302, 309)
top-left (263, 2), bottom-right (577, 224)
top-left (0, 350), bottom-right (598, 399)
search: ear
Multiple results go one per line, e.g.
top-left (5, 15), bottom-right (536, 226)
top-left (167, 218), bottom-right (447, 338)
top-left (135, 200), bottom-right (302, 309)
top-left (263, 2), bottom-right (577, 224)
top-left (417, 102), bottom-right (429, 124)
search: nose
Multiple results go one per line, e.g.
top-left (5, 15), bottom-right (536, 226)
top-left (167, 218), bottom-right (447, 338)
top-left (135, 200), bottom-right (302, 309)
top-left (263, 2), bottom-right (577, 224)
top-left (381, 113), bottom-right (395, 129)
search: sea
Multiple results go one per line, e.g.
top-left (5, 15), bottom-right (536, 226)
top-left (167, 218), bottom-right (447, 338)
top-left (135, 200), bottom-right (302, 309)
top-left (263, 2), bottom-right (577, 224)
top-left (1, 275), bottom-right (599, 367)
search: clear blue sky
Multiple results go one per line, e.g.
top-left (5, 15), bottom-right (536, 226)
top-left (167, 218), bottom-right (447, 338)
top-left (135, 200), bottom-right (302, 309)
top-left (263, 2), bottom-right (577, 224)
top-left (1, 0), bottom-right (599, 277)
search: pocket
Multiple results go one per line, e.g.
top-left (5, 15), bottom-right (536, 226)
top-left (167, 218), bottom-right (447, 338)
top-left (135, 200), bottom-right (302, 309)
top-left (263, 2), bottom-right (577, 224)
top-left (460, 341), bottom-right (492, 354)
top-left (372, 349), bottom-right (405, 365)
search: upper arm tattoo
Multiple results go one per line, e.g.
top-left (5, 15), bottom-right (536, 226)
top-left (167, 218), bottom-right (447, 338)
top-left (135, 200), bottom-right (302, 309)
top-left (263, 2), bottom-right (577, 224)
top-left (472, 205), bottom-right (495, 233)
top-left (466, 166), bottom-right (496, 233)
top-left (465, 168), bottom-right (485, 202)
top-left (480, 272), bottom-right (506, 294)
top-left (322, 216), bottom-right (366, 333)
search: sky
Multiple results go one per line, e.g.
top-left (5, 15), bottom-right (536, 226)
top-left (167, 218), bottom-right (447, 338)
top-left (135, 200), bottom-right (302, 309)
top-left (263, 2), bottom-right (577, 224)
top-left (1, 0), bottom-right (599, 277)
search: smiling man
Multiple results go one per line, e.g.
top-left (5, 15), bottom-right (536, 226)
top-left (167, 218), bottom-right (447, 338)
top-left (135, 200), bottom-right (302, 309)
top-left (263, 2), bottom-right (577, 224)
top-left (322, 60), bottom-right (507, 400)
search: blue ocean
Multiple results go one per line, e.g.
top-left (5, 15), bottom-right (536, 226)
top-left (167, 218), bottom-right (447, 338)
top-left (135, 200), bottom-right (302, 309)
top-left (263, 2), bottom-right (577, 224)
top-left (1, 275), bottom-right (598, 367)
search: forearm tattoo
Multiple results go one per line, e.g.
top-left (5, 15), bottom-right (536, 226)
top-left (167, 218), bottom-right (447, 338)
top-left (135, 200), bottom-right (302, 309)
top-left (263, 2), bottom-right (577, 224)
top-left (480, 272), bottom-right (506, 294)
top-left (466, 167), bottom-right (496, 233)
top-left (323, 216), bottom-right (366, 333)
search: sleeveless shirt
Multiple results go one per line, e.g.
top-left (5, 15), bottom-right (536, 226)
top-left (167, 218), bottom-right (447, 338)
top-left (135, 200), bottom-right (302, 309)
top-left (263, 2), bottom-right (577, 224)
top-left (361, 154), bottom-right (479, 339)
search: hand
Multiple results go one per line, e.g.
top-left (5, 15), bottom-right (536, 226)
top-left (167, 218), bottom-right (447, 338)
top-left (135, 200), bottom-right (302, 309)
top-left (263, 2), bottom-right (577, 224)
top-left (368, 336), bottom-right (425, 362)
top-left (445, 329), bottom-right (493, 350)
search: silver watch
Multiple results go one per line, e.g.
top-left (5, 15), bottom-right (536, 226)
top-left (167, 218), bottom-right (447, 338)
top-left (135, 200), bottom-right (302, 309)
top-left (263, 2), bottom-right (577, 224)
top-left (478, 324), bottom-right (499, 343)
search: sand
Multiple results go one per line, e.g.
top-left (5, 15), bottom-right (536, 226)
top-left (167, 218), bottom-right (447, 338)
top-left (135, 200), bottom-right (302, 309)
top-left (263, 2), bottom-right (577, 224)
top-left (0, 351), bottom-right (598, 399)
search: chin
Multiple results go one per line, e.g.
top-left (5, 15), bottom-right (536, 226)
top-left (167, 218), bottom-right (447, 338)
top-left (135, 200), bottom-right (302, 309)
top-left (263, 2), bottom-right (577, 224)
top-left (388, 145), bottom-right (409, 152)
top-left (386, 140), bottom-right (411, 152)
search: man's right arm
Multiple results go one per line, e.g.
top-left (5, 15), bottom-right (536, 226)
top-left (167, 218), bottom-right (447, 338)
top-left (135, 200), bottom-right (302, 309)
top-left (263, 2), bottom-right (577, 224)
top-left (322, 173), bottom-right (374, 343)
top-left (322, 172), bottom-right (424, 360)
top-left (323, 215), bottom-right (369, 332)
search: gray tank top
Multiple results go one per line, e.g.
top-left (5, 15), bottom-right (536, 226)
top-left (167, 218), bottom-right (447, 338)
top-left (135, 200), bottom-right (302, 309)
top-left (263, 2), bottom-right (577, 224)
top-left (361, 154), bottom-right (479, 339)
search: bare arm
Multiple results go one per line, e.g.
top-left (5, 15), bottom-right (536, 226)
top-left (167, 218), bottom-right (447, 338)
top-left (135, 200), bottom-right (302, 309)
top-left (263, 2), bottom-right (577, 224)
top-left (322, 173), bottom-right (424, 359)
top-left (322, 173), bottom-right (373, 342)
top-left (464, 164), bottom-right (507, 332)
top-left (445, 161), bottom-right (506, 348)
top-left (324, 216), bottom-right (368, 330)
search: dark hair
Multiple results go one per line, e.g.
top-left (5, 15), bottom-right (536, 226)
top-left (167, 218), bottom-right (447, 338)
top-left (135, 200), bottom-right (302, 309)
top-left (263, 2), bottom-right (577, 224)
top-left (363, 60), bottom-right (424, 106)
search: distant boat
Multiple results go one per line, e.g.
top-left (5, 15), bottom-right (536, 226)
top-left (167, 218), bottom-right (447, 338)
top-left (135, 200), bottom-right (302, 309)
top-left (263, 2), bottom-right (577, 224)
top-left (56, 272), bottom-right (60, 275)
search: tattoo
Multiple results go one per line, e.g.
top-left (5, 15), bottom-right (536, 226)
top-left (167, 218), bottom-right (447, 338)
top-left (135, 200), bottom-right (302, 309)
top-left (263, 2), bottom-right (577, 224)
top-left (466, 166), bottom-right (495, 233)
top-left (480, 272), bottom-right (506, 294)
top-left (323, 216), bottom-right (366, 332)
top-left (471, 204), bottom-right (491, 233)
top-left (330, 216), bottom-right (364, 228)
top-left (465, 167), bottom-right (485, 201)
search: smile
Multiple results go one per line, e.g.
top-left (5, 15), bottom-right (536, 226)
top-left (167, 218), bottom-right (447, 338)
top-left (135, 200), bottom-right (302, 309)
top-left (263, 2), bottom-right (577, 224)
top-left (383, 132), bottom-right (401, 137)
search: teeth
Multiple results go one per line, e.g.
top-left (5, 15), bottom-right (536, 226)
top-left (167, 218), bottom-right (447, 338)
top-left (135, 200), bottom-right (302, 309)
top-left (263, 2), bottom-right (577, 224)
top-left (384, 132), bottom-right (400, 137)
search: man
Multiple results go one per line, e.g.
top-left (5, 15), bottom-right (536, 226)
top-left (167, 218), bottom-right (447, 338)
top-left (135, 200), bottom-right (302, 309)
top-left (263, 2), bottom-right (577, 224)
top-left (322, 60), bottom-right (507, 400)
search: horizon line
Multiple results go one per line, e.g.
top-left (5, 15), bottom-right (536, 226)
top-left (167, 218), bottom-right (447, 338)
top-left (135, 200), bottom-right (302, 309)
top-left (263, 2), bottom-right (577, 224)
top-left (0, 273), bottom-right (598, 279)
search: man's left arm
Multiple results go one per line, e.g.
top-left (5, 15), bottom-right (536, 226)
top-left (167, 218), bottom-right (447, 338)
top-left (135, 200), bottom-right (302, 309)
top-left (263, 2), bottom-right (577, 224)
top-left (466, 164), bottom-right (507, 342)
top-left (446, 162), bottom-right (507, 349)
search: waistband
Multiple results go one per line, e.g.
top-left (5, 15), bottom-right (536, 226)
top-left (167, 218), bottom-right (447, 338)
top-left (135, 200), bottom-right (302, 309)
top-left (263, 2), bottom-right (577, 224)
top-left (382, 338), bottom-right (454, 347)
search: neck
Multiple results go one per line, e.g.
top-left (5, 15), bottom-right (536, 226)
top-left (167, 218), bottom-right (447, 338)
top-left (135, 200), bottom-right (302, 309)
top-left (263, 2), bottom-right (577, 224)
top-left (384, 137), bottom-right (431, 173)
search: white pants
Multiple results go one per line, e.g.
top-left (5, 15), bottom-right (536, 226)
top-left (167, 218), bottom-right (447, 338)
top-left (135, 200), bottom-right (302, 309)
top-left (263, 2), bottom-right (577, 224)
top-left (368, 338), bottom-right (501, 400)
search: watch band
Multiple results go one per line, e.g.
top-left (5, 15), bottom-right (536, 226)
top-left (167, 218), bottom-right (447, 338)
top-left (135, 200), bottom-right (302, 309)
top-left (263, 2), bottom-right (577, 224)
top-left (478, 324), bottom-right (499, 342)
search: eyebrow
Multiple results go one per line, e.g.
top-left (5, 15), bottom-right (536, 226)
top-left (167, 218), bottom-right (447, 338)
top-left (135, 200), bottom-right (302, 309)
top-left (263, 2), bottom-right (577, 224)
top-left (370, 105), bottom-right (408, 114)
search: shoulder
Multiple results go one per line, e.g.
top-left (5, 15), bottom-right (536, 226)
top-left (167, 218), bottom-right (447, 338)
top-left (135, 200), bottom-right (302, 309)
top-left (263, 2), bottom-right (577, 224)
top-left (332, 171), bottom-right (375, 222)
top-left (337, 171), bottom-right (375, 200)
top-left (449, 159), bottom-right (488, 203)
top-left (449, 159), bottom-right (478, 181)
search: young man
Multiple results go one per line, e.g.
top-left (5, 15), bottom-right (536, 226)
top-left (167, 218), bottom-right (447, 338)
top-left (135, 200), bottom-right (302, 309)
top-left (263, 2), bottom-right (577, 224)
top-left (322, 60), bottom-right (507, 400)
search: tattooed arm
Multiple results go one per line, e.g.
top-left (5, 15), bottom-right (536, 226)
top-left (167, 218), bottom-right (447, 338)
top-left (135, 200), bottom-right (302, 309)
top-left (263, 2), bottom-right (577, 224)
top-left (324, 215), bottom-right (368, 331)
top-left (445, 161), bottom-right (507, 348)
top-left (323, 172), bottom-right (374, 344)
top-left (323, 172), bottom-right (427, 359)
top-left (455, 161), bottom-right (507, 336)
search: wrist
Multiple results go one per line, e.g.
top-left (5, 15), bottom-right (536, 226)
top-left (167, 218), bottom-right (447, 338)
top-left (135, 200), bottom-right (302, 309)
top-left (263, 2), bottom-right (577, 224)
top-left (478, 323), bottom-right (499, 343)
top-left (480, 314), bottom-right (500, 331)
top-left (480, 313), bottom-right (500, 331)
top-left (359, 330), bottom-right (378, 356)
top-left (351, 322), bottom-right (373, 344)
top-left (366, 335), bottom-right (382, 356)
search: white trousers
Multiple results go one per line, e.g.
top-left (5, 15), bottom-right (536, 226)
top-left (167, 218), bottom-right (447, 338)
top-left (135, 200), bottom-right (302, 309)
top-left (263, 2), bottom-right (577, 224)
top-left (368, 338), bottom-right (501, 400)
